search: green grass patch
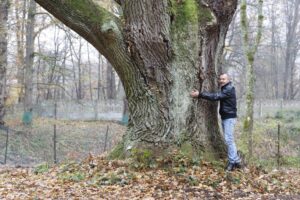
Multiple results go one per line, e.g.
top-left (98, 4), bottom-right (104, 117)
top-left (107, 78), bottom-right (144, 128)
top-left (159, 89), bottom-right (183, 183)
top-left (237, 110), bottom-right (300, 169)
top-left (59, 171), bottom-right (85, 182)
top-left (34, 162), bottom-right (49, 174)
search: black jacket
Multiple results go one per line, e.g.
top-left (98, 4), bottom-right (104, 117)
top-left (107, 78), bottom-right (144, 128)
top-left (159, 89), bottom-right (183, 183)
top-left (199, 82), bottom-right (237, 119)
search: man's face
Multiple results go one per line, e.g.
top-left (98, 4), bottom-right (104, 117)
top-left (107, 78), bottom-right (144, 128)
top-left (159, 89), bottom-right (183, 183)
top-left (219, 74), bottom-right (229, 87)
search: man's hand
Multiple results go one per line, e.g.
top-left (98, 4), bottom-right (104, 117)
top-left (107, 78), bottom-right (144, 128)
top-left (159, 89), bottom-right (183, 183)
top-left (190, 89), bottom-right (199, 98)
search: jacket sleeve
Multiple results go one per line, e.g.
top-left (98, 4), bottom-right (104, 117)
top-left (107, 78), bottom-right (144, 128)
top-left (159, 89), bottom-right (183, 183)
top-left (198, 87), bottom-right (232, 101)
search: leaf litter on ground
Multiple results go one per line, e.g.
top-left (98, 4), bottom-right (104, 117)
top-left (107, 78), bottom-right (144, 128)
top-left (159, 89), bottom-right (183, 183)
top-left (0, 154), bottom-right (299, 199)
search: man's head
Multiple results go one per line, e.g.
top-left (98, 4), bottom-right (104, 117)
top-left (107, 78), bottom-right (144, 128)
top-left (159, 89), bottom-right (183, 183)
top-left (219, 73), bottom-right (230, 87)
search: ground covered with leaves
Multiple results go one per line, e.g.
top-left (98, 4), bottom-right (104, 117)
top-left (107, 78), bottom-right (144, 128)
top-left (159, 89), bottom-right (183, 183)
top-left (0, 154), bottom-right (299, 200)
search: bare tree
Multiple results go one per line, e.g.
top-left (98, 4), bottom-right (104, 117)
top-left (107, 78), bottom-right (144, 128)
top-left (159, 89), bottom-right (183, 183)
top-left (86, 43), bottom-right (94, 100)
top-left (97, 54), bottom-right (105, 100)
top-left (270, 2), bottom-right (280, 99)
top-left (23, 0), bottom-right (36, 125)
top-left (283, 0), bottom-right (300, 100)
top-left (240, 0), bottom-right (263, 158)
top-left (0, 0), bottom-right (9, 125)
top-left (68, 34), bottom-right (84, 100)
top-left (15, 0), bottom-right (27, 102)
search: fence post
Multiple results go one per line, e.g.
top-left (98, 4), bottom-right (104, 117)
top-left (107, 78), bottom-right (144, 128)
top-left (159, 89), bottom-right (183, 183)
top-left (53, 102), bottom-right (57, 164)
top-left (103, 125), bottom-right (109, 152)
top-left (277, 123), bottom-right (280, 168)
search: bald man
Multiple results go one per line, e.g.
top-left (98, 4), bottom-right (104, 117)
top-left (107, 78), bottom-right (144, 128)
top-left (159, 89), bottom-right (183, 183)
top-left (190, 73), bottom-right (241, 171)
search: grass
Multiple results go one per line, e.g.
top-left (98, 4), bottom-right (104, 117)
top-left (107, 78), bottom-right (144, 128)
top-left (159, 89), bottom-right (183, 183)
top-left (0, 116), bottom-right (125, 166)
top-left (236, 109), bottom-right (300, 170)
top-left (1, 110), bottom-right (299, 170)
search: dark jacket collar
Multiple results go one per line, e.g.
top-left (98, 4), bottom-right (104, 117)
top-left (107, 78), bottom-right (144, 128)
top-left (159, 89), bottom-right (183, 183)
top-left (221, 81), bottom-right (232, 89)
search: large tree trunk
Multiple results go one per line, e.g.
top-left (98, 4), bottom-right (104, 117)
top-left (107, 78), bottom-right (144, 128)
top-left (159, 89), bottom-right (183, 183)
top-left (34, 0), bottom-right (238, 158)
top-left (0, 0), bottom-right (9, 125)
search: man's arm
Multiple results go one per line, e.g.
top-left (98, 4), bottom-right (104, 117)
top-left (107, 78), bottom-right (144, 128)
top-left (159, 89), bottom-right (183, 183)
top-left (199, 88), bottom-right (232, 101)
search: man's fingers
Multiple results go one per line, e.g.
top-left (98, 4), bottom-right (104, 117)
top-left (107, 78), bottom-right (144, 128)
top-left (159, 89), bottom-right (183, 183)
top-left (190, 90), bottom-right (199, 98)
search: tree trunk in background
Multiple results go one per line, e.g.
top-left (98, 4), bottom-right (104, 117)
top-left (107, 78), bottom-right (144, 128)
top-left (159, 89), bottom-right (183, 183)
top-left (69, 36), bottom-right (84, 100)
top-left (106, 61), bottom-right (116, 99)
top-left (46, 26), bottom-right (58, 100)
top-left (35, 0), bottom-right (238, 158)
top-left (77, 39), bottom-right (83, 100)
top-left (97, 54), bottom-right (102, 100)
top-left (241, 0), bottom-right (263, 159)
top-left (289, 52), bottom-right (297, 99)
top-left (23, 0), bottom-right (36, 125)
top-left (283, 0), bottom-right (300, 100)
top-left (15, 0), bottom-right (27, 102)
top-left (270, 3), bottom-right (279, 99)
top-left (87, 43), bottom-right (93, 100)
top-left (61, 36), bottom-right (68, 100)
top-left (287, 0), bottom-right (300, 100)
top-left (0, 0), bottom-right (9, 125)
top-left (36, 34), bottom-right (42, 103)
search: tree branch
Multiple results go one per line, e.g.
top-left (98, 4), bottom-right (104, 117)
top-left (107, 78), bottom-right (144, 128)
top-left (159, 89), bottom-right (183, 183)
top-left (202, 0), bottom-right (238, 21)
top-left (34, 0), bottom-right (138, 92)
top-left (34, 0), bottom-right (124, 62)
top-left (34, 21), bottom-right (55, 39)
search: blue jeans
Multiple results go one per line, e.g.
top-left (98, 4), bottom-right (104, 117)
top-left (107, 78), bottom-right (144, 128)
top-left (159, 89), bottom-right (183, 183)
top-left (222, 118), bottom-right (240, 164)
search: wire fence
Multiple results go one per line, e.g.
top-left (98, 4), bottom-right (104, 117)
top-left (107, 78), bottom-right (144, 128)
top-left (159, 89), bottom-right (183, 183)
top-left (10, 100), bottom-right (124, 121)
top-left (1, 99), bottom-right (299, 167)
top-left (236, 99), bottom-right (300, 168)
top-left (238, 99), bottom-right (300, 118)
top-left (0, 121), bottom-right (125, 166)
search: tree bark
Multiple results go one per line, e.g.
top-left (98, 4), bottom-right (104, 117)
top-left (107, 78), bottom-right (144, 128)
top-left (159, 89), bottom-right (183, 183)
top-left (34, 0), bottom-right (238, 158)
top-left (23, 0), bottom-right (36, 124)
top-left (0, 0), bottom-right (9, 125)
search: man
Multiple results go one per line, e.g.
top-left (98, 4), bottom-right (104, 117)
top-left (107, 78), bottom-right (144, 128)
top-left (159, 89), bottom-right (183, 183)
top-left (190, 73), bottom-right (241, 171)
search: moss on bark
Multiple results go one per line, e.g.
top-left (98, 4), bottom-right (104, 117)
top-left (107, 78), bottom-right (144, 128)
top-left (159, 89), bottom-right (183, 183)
top-left (170, 0), bottom-right (214, 29)
top-left (68, 0), bottom-right (111, 24)
top-left (170, 0), bottom-right (198, 28)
